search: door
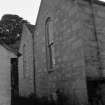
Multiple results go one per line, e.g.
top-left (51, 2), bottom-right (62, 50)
top-left (11, 58), bottom-right (19, 104)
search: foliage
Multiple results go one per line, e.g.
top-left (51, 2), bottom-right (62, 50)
top-left (0, 14), bottom-right (30, 44)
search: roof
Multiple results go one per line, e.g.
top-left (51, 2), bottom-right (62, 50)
top-left (0, 40), bottom-right (21, 57)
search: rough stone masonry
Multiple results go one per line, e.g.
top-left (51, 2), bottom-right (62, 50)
top-left (34, 0), bottom-right (105, 104)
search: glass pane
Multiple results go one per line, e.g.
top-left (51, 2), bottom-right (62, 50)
top-left (48, 21), bottom-right (54, 44)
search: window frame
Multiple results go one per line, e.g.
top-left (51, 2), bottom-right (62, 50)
top-left (45, 17), bottom-right (55, 71)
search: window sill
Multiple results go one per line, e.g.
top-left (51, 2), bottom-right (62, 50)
top-left (48, 66), bottom-right (58, 74)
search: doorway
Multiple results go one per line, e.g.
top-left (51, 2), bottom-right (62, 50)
top-left (11, 58), bottom-right (19, 105)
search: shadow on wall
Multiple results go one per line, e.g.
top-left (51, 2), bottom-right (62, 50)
top-left (13, 88), bottom-right (71, 105)
top-left (14, 86), bottom-right (105, 105)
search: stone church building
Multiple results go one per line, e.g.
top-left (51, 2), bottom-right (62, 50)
top-left (34, 0), bottom-right (105, 104)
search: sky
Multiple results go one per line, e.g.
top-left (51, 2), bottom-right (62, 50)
top-left (0, 0), bottom-right (105, 25)
top-left (100, 0), bottom-right (105, 1)
top-left (0, 0), bottom-right (41, 25)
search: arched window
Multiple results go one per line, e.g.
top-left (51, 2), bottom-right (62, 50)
top-left (45, 17), bottom-right (55, 70)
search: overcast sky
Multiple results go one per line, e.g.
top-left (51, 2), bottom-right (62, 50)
top-left (0, 0), bottom-right (105, 25)
top-left (100, 0), bottom-right (105, 1)
top-left (0, 0), bottom-right (41, 25)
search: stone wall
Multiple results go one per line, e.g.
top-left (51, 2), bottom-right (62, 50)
top-left (18, 25), bottom-right (34, 96)
top-left (77, 1), bottom-right (100, 78)
top-left (93, 3), bottom-right (105, 77)
top-left (34, 0), bottom-right (88, 104)
top-left (78, 1), bottom-right (105, 78)
top-left (0, 45), bottom-right (16, 105)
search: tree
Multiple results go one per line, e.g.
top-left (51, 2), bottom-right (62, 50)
top-left (0, 14), bottom-right (30, 44)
